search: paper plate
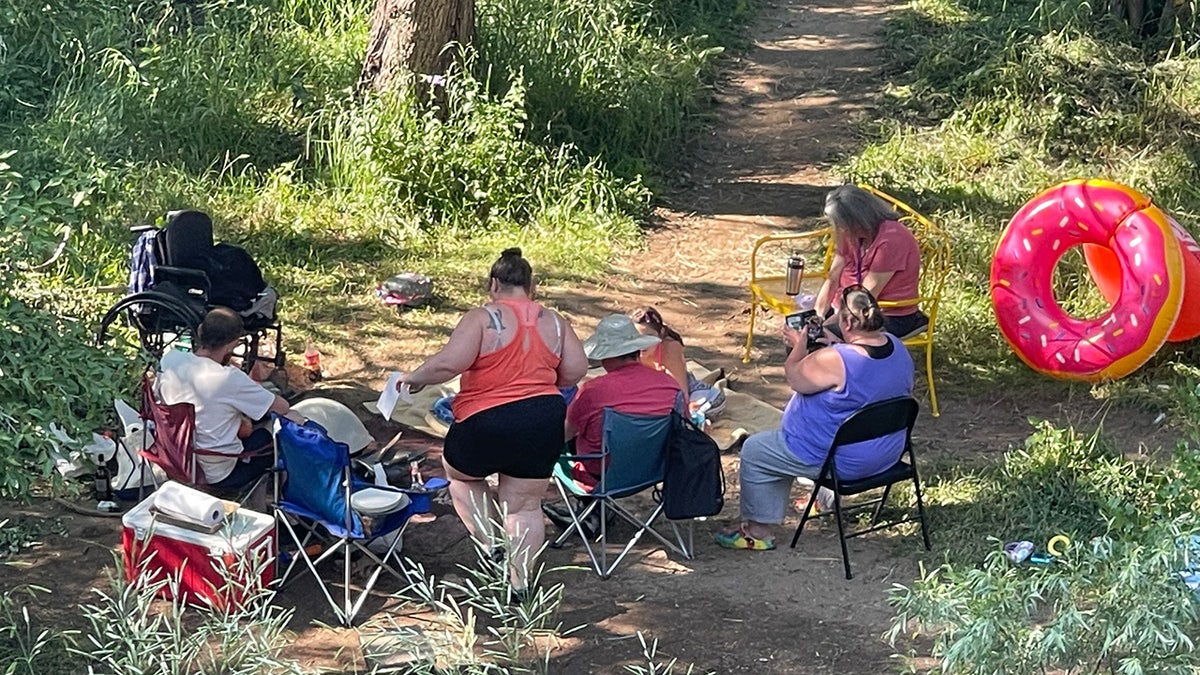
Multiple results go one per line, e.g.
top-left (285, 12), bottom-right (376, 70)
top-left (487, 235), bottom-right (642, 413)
top-left (350, 488), bottom-right (411, 516)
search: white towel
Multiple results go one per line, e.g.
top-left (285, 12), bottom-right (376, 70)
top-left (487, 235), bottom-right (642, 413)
top-left (152, 481), bottom-right (224, 528)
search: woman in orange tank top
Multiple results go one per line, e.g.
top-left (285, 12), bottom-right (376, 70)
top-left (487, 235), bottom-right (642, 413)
top-left (398, 248), bottom-right (588, 596)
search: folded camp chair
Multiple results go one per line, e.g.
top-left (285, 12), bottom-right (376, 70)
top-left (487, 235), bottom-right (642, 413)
top-left (138, 372), bottom-right (271, 496)
top-left (550, 409), bottom-right (693, 579)
top-left (790, 396), bottom-right (931, 579)
top-left (271, 415), bottom-right (447, 626)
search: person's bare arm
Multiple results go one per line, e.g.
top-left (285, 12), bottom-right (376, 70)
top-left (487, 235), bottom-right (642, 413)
top-left (861, 269), bottom-right (896, 298)
top-left (660, 339), bottom-right (689, 394)
top-left (815, 252), bottom-right (846, 315)
top-left (268, 394), bottom-right (290, 416)
top-left (402, 310), bottom-right (486, 391)
top-left (783, 338), bottom-right (844, 394)
top-left (554, 313), bottom-right (589, 387)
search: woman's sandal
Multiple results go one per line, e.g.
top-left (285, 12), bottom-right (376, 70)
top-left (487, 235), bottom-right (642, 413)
top-left (714, 526), bottom-right (776, 551)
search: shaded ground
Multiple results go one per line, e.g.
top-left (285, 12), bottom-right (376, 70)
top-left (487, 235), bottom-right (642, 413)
top-left (0, 0), bottom-right (1185, 672)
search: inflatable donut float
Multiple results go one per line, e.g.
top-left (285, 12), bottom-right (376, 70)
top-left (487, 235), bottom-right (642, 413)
top-left (1084, 214), bottom-right (1200, 342)
top-left (991, 179), bottom-right (1186, 381)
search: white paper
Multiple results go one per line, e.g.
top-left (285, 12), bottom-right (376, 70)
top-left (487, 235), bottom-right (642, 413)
top-left (371, 462), bottom-right (389, 487)
top-left (376, 371), bottom-right (405, 421)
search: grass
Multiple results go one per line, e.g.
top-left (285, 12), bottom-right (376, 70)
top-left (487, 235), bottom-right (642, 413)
top-left (7, 0), bottom-right (1200, 667)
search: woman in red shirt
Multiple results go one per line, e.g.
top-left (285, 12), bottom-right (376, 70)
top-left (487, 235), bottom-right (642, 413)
top-left (814, 185), bottom-right (928, 339)
top-left (399, 248), bottom-right (589, 597)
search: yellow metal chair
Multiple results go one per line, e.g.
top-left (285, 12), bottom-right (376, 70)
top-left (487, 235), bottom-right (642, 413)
top-left (743, 185), bottom-right (950, 417)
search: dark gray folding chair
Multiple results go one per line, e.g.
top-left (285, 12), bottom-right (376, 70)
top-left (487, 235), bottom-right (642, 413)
top-left (790, 396), bottom-right (931, 579)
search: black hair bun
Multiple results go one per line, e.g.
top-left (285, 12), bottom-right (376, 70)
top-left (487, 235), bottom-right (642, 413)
top-left (501, 247), bottom-right (523, 258)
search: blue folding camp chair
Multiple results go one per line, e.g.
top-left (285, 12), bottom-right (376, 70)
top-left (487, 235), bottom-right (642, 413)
top-left (271, 415), bottom-right (447, 625)
top-left (550, 409), bottom-right (693, 579)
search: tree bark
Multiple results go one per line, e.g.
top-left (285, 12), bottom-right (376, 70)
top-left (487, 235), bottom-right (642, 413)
top-left (358, 0), bottom-right (475, 94)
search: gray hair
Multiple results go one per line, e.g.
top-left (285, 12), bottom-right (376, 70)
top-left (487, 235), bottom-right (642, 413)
top-left (823, 185), bottom-right (900, 242)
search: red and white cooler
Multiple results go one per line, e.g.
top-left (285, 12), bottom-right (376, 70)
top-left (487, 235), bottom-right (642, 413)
top-left (121, 496), bottom-right (276, 609)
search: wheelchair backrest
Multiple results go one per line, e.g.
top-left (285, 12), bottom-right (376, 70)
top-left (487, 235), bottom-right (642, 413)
top-left (126, 210), bottom-right (267, 312)
top-left (164, 210), bottom-right (215, 268)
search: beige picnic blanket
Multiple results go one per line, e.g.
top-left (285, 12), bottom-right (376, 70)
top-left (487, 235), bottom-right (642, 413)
top-left (687, 362), bottom-right (783, 451)
top-left (362, 362), bottom-right (783, 451)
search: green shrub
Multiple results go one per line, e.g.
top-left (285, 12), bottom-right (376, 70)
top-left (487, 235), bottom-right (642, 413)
top-left (475, 0), bottom-right (734, 178)
top-left (0, 152), bottom-right (137, 499)
top-left (921, 421), bottom-right (1161, 562)
top-left (313, 56), bottom-right (647, 231)
top-left (891, 529), bottom-right (1200, 674)
top-left (894, 421), bottom-right (1200, 673)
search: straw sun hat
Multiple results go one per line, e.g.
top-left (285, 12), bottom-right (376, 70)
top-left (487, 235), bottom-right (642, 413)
top-left (583, 314), bottom-right (661, 361)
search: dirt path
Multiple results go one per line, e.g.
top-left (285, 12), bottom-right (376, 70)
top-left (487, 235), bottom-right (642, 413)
top-left (545, 0), bottom-right (890, 402)
top-left (532, 0), bottom-right (918, 671)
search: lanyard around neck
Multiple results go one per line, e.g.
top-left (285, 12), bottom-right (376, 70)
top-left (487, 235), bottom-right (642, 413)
top-left (855, 237), bottom-right (866, 285)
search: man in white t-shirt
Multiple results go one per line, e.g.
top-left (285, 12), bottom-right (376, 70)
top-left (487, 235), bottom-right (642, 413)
top-left (156, 308), bottom-right (292, 489)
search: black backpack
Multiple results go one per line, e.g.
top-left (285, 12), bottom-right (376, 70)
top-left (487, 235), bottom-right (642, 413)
top-left (203, 243), bottom-right (266, 311)
top-left (660, 411), bottom-right (725, 520)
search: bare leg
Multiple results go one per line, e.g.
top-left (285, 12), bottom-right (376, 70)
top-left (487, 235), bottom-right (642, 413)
top-left (443, 457), bottom-right (495, 547)
top-left (496, 475), bottom-right (549, 590)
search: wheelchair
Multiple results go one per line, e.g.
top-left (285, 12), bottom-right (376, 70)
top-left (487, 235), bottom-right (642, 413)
top-left (96, 210), bottom-right (285, 378)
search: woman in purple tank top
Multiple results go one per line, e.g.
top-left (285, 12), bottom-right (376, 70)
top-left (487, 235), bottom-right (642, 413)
top-left (716, 286), bottom-right (913, 551)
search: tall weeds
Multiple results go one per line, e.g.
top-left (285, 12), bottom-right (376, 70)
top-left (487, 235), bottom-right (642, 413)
top-left (892, 422), bottom-right (1200, 674)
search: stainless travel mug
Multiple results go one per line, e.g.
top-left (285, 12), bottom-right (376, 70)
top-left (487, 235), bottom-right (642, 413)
top-left (785, 253), bottom-right (804, 295)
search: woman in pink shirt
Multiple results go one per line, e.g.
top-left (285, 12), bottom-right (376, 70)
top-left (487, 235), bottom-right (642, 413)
top-left (814, 185), bottom-right (927, 339)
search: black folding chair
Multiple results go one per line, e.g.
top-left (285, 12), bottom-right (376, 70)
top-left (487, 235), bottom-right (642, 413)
top-left (790, 396), bottom-right (931, 579)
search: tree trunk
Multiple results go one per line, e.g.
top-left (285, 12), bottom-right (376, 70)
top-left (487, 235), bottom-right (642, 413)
top-left (358, 0), bottom-right (475, 94)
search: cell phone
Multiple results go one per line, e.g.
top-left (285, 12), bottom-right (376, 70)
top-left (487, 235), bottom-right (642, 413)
top-left (785, 309), bottom-right (816, 331)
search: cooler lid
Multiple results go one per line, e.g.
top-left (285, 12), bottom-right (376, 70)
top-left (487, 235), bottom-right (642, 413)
top-left (122, 493), bottom-right (274, 552)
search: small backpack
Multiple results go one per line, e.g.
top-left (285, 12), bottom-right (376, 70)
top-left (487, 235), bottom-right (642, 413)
top-left (203, 243), bottom-right (266, 311)
top-left (660, 411), bottom-right (725, 520)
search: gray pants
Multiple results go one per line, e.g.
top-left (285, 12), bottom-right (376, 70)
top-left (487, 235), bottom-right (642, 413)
top-left (739, 429), bottom-right (823, 524)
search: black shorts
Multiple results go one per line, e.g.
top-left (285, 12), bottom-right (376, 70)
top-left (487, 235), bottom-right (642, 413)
top-left (443, 394), bottom-right (566, 479)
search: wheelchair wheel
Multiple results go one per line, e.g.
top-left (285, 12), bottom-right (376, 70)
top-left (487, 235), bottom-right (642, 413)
top-left (96, 291), bottom-right (204, 361)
